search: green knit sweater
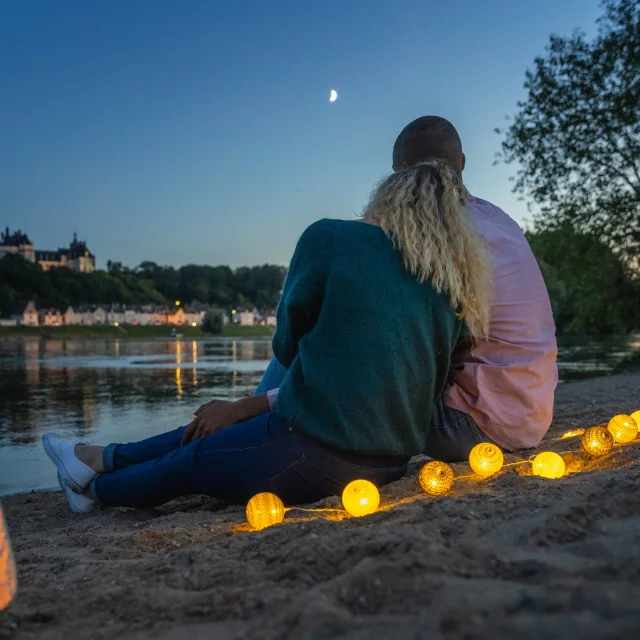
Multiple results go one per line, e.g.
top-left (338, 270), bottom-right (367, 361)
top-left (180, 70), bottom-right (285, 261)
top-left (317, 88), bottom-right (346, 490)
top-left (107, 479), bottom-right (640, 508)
top-left (273, 219), bottom-right (465, 458)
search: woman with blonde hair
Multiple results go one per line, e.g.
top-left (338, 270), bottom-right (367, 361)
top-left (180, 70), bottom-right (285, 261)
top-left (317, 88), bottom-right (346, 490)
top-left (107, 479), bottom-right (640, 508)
top-left (43, 132), bottom-right (492, 512)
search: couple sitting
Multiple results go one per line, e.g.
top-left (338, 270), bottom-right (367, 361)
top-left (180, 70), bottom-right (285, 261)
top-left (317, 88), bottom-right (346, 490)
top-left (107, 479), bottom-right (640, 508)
top-left (43, 116), bottom-right (558, 513)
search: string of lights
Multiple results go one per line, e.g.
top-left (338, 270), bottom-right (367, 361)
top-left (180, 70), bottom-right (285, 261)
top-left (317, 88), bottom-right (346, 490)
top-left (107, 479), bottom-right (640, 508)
top-left (244, 413), bottom-right (640, 531)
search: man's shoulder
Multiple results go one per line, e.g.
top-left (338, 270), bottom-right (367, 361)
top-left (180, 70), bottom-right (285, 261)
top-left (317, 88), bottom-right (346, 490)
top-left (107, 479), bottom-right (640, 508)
top-left (468, 196), bottom-right (526, 236)
top-left (468, 196), bottom-right (511, 220)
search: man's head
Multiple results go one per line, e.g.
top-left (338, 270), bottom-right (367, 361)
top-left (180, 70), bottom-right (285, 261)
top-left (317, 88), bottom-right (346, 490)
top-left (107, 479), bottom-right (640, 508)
top-left (392, 116), bottom-right (465, 175)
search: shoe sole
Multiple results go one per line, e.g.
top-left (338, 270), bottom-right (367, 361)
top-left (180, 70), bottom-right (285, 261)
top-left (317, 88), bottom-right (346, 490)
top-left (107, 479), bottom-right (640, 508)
top-left (57, 472), bottom-right (95, 514)
top-left (43, 434), bottom-right (84, 493)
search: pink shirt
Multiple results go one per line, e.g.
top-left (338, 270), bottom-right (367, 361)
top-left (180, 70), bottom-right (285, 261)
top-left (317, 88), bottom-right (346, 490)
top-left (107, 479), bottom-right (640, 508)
top-left (268, 198), bottom-right (558, 452)
top-left (443, 197), bottom-right (557, 450)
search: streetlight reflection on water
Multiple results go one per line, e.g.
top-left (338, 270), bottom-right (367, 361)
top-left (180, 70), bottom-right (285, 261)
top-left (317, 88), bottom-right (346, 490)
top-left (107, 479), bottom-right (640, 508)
top-left (175, 340), bottom-right (182, 400)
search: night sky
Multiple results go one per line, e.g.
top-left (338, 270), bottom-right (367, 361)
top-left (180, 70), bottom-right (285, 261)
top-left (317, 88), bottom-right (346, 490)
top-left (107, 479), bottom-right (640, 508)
top-left (0, 0), bottom-right (601, 268)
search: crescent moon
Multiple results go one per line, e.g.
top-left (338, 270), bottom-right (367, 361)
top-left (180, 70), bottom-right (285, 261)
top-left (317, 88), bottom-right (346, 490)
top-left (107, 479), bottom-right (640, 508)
top-left (329, 89), bottom-right (338, 102)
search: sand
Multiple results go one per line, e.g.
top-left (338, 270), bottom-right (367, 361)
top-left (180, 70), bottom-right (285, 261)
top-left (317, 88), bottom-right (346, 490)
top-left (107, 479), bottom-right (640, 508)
top-left (1, 369), bottom-right (640, 640)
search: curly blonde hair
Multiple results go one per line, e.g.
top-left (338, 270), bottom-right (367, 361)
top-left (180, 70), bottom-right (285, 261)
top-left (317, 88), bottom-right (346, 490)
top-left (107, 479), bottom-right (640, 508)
top-left (361, 160), bottom-right (492, 339)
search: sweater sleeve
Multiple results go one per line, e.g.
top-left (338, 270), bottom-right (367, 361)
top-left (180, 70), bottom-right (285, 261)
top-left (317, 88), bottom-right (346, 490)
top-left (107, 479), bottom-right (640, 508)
top-left (272, 221), bottom-right (333, 369)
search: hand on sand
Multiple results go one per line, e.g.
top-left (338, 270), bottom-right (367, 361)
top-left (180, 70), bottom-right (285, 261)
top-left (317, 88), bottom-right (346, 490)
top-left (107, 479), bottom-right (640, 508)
top-left (181, 400), bottom-right (240, 445)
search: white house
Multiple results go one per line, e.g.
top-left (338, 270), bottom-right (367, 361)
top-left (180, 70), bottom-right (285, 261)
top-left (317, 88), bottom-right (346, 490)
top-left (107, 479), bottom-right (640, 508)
top-left (135, 307), bottom-right (166, 325)
top-left (266, 315), bottom-right (277, 327)
top-left (92, 306), bottom-right (107, 325)
top-left (238, 311), bottom-right (255, 327)
top-left (73, 308), bottom-right (93, 325)
top-left (106, 305), bottom-right (125, 326)
top-left (0, 319), bottom-right (17, 327)
top-left (19, 301), bottom-right (39, 327)
top-left (124, 309), bottom-right (137, 325)
top-left (63, 307), bottom-right (77, 325)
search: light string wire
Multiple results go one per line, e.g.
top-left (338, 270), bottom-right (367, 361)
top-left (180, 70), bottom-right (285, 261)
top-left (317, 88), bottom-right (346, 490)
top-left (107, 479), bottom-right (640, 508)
top-left (274, 436), bottom-right (640, 518)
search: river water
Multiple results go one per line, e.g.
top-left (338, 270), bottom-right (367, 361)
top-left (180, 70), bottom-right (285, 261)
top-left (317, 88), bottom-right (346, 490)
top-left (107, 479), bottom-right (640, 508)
top-left (1, 335), bottom-right (638, 495)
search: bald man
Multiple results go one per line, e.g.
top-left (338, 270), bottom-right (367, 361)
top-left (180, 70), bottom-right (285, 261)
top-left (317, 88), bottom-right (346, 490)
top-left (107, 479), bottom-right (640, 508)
top-left (198, 116), bottom-right (558, 460)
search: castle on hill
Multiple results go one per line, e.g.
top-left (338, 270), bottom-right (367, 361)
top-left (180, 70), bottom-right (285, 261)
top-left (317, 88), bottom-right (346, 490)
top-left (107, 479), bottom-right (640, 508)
top-left (0, 228), bottom-right (96, 273)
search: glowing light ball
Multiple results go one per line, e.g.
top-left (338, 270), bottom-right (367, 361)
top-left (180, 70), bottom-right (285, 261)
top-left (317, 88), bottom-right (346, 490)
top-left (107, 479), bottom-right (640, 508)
top-left (246, 493), bottom-right (285, 531)
top-left (532, 452), bottom-right (565, 479)
top-left (469, 443), bottom-right (504, 477)
top-left (342, 479), bottom-right (380, 517)
top-left (0, 505), bottom-right (17, 611)
top-left (607, 414), bottom-right (637, 443)
top-left (581, 426), bottom-right (613, 457)
top-left (631, 410), bottom-right (640, 432)
top-left (418, 461), bottom-right (455, 496)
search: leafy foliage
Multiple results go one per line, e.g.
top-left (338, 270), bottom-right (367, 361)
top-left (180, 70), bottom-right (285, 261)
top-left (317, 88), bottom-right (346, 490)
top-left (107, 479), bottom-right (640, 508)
top-left (0, 254), bottom-right (286, 316)
top-left (526, 224), bottom-right (640, 335)
top-left (201, 309), bottom-right (225, 335)
top-left (497, 0), bottom-right (640, 272)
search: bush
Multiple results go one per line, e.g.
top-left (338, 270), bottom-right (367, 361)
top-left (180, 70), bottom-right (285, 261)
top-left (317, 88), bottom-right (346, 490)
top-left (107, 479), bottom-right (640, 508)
top-left (202, 309), bottom-right (225, 335)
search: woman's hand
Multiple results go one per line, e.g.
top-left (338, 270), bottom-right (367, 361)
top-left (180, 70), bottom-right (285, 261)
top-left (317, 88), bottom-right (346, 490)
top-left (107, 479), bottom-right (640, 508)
top-left (193, 398), bottom-right (222, 416)
top-left (181, 400), bottom-right (239, 445)
top-left (181, 394), bottom-right (271, 445)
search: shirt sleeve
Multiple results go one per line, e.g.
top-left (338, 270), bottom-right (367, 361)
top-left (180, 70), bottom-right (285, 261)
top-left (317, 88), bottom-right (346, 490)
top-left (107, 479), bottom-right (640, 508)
top-left (271, 221), bottom-right (333, 369)
top-left (266, 388), bottom-right (279, 411)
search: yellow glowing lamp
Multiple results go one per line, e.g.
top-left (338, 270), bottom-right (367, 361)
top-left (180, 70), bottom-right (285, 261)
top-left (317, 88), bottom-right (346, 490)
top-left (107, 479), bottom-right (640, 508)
top-left (246, 493), bottom-right (285, 531)
top-left (532, 452), bottom-right (565, 479)
top-left (342, 479), bottom-right (380, 517)
top-left (191, 322), bottom-right (197, 327)
top-left (418, 461), bottom-right (455, 496)
top-left (175, 301), bottom-right (181, 307)
top-left (469, 443), bottom-right (504, 477)
top-left (630, 410), bottom-right (640, 432)
top-left (581, 426), bottom-right (613, 457)
top-left (114, 322), bottom-right (119, 327)
top-left (607, 414), bottom-right (637, 443)
top-left (0, 505), bottom-right (17, 611)
top-left (231, 309), bottom-right (237, 315)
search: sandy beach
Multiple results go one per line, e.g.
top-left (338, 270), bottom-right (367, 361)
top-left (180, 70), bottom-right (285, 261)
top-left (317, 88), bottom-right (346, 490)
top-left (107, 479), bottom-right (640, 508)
top-left (1, 368), bottom-right (639, 640)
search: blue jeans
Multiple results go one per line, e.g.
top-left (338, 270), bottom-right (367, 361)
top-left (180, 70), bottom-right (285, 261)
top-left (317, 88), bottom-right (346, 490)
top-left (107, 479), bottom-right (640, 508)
top-left (256, 357), bottom-right (493, 463)
top-left (91, 412), bottom-right (408, 508)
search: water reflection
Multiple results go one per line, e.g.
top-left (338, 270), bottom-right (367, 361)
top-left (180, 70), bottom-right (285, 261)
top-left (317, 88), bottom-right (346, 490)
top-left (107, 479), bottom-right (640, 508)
top-left (0, 334), bottom-right (638, 495)
top-left (556, 335), bottom-right (640, 380)
top-left (0, 338), bottom-right (273, 494)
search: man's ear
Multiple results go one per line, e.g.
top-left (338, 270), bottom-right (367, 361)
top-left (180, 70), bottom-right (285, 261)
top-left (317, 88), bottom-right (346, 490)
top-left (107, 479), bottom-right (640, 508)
top-left (461, 153), bottom-right (466, 172)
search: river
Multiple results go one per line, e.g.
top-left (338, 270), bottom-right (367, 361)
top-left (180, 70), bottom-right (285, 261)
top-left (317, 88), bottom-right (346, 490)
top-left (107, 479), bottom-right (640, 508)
top-left (1, 335), bottom-right (638, 495)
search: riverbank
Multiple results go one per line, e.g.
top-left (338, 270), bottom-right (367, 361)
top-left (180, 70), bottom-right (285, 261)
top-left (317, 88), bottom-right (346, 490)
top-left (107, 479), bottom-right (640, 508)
top-left (0, 324), bottom-right (274, 340)
top-left (1, 368), bottom-right (640, 639)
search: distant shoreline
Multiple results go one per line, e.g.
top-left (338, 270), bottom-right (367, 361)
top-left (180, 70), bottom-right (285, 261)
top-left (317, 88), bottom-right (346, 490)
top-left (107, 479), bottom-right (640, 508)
top-left (0, 324), bottom-right (274, 340)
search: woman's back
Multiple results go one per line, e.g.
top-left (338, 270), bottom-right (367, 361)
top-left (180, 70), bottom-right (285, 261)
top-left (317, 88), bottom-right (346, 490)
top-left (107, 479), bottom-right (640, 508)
top-left (273, 218), bottom-right (464, 458)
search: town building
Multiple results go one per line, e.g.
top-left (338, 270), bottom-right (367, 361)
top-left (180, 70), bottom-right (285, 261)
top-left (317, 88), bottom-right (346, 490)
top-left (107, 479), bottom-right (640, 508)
top-left (0, 229), bottom-right (35, 262)
top-left (39, 309), bottom-right (63, 327)
top-left (0, 227), bottom-right (96, 272)
top-left (12, 301), bottom-right (39, 327)
top-left (36, 233), bottom-right (96, 273)
top-left (238, 311), bottom-right (255, 326)
top-left (5, 302), bottom-right (223, 328)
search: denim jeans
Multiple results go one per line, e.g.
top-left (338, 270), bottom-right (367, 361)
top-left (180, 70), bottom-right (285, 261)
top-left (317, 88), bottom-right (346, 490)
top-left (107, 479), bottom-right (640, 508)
top-left (256, 357), bottom-right (493, 463)
top-left (91, 412), bottom-right (408, 508)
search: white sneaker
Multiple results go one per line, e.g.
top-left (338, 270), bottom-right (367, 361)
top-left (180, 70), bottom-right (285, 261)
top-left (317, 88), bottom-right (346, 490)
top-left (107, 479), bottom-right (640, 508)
top-left (42, 433), bottom-right (97, 492)
top-left (57, 472), bottom-right (95, 514)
